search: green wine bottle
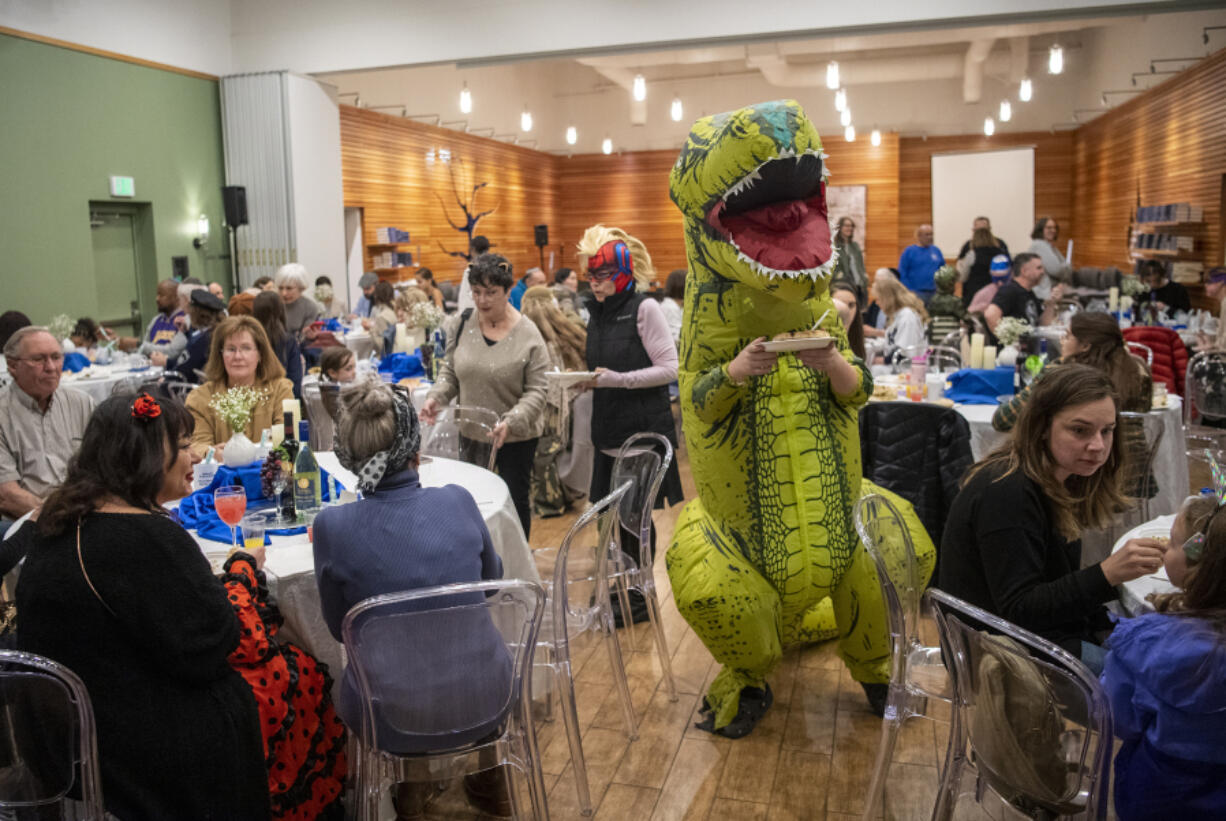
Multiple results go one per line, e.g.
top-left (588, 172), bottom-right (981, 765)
top-left (294, 420), bottom-right (321, 520)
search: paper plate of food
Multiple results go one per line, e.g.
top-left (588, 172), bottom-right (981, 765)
top-left (546, 370), bottom-right (597, 387)
top-left (762, 329), bottom-right (836, 352)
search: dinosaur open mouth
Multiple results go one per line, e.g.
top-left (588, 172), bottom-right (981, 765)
top-left (706, 150), bottom-right (832, 276)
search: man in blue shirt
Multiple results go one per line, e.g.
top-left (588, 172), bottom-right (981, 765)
top-left (507, 267), bottom-right (546, 310)
top-left (352, 272), bottom-right (378, 318)
top-left (897, 224), bottom-right (945, 304)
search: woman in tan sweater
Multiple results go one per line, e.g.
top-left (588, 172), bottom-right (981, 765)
top-left (185, 315), bottom-right (295, 459)
top-left (422, 254), bottom-right (549, 536)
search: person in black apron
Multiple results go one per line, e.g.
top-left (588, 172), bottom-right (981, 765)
top-left (577, 225), bottom-right (683, 625)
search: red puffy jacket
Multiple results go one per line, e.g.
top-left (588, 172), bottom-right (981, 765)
top-left (1123, 326), bottom-right (1188, 395)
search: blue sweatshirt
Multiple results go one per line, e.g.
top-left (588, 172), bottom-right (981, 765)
top-left (898, 244), bottom-right (945, 293)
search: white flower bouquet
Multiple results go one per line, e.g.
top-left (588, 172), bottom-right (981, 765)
top-left (993, 317), bottom-right (1033, 348)
top-left (209, 385), bottom-right (268, 432)
top-left (406, 300), bottom-right (444, 332)
top-left (1119, 274), bottom-right (1146, 297)
top-left (48, 314), bottom-right (74, 343)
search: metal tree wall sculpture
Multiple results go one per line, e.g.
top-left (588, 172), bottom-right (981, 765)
top-left (434, 157), bottom-right (498, 261)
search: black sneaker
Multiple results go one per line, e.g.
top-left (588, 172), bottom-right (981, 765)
top-left (694, 684), bottom-right (774, 739)
top-left (861, 682), bottom-right (888, 718)
top-left (610, 588), bottom-right (651, 627)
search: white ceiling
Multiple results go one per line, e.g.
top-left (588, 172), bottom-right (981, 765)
top-left (314, 7), bottom-right (1226, 153)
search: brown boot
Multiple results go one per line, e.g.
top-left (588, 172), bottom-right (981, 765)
top-left (463, 765), bottom-right (513, 817)
top-left (392, 781), bottom-right (443, 820)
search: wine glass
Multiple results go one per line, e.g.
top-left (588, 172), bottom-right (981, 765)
top-left (214, 485), bottom-right (247, 550)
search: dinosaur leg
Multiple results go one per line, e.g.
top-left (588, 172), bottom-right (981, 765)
top-left (830, 540), bottom-right (891, 684)
top-left (666, 499), bottom-right (783, 732)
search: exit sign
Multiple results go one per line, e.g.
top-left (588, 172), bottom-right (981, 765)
top-left (109, 176), bottom-right (135, 197)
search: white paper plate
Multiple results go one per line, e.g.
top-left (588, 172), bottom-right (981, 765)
top-left (761, 335), bottom-right (835, 352)
top-left (547, 370), bottom-right (597, 386)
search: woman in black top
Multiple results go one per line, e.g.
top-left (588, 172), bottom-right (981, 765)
top-left (939, 364), bottom-right (1167, 672)
top-left (15, 393), bottom-right (270, 820)
top-left (956, 224), bottom-right (1010, 308)
top-left (253, 290), bottom-right (304, 399)
top-left (577, 225), bottom-right (682, 624)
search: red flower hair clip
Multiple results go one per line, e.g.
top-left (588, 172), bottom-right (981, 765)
top-left (131, 393), bottom-right (162, 422)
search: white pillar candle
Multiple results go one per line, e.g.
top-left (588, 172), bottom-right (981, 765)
top-left (282, 398), bottom-right (301, 435)
top-left (960, 334), bottom-right (972, 369)
top-left (982, 345), bottom-right (997, 368)
top-left (970, 333), bottom-right (985, 370)
top-left (1108, 286), bottom-right (1119, 312)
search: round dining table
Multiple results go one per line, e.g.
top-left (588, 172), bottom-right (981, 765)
top-left (1112, 514), bottom-right (1177, 616)
top-left (186, 452), bottom-right (539, 679)
top-left (60, 365), bottom-right (164, 403)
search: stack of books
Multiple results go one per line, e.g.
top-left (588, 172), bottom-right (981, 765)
top-left (375, 227), bottom-right (410, 243)
top-left (373, 251), bottom-right (414, 268)
top-left (1135, 204), bottom-right (1204, 223)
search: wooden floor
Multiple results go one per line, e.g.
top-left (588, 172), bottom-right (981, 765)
top-left (411, 433), bottom-right (1002, 821)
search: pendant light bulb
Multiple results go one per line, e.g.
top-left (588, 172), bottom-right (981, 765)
top-left (1048, 44), bottom-right (1063, 75)
top-left (834, 88), bottom-right (847, 112)
top-left (670, 96), bottom-right (683, 122)
top-left (844, 124), bottom-right (856, 142)
top-left (983, 116), bottom-right (995, 136)
top-left (999, 99), bottom-right (1012, 122)
top-left (632, 73), bottom-right (647, 102)
top-left (840, 108), bottom-right (851, 127)
top-left (520, 108), bottom-right (532, 132)
top-left (601, 137), bottom-right (613, 155)
top-left (459, 83), bottom-right (472, 114)
top-left (1019, 77), bottom-right (1033, 102)
top-left (565, 126), bottom-right (577, 145)
top-left (870, 128), bottom-right (881, 147)
top-left (826, 61), bottom-right (840, 90)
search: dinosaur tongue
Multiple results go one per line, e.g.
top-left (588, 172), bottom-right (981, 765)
top-left (712, 192), bottom-right (832, 272)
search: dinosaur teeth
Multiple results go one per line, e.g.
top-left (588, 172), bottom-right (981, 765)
top-left (729, 238), bottom-right (836, 283)
top-left (720, 148), bottom-right (824, 201)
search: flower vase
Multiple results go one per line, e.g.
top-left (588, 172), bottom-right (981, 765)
top-left (223, 431), bottom-right (258, 467)
top-left (995, 345), bottom-right (1019, 368)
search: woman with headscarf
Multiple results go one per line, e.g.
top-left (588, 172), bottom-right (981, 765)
top-left (520, 285), bottom-right (587, 517)
top-left (312, 379), bottom-right (511, 818)
top-left (577, 225), bottom-right (682, 625)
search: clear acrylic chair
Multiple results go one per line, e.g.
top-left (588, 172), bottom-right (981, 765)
top-left (532, 482), bottom-right (635, 816)
top-left (302, 381), bottom-right (335, 451)
top-left (1185, 350), bottom-right (1226, 436)
top-left (607, 433), bottom-right (679, 701)
top-left (1118, 410), bottom-right (1164, 521)
top-left (153, 380), bottom-right (196, 402)
top-left (341, 579), bottom-right (549, 821)
top-left (0, 650), bottom-right (104, 820)
top-left (926, 588), bottom-right (1112, 821)
top-left (420, 404), bottom-right (501, 470)
top-left (853, 494), bottom-right (951, 821)
top-left (1125, 341), bottom-right (1154, 369)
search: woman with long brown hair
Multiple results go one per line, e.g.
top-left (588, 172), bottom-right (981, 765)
top-left (1100, 492), bottom-right (1226, 817)
top-left (940, 364), bottom-right (1167, 673)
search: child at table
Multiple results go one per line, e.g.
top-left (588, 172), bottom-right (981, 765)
top-left (1101, 493), bottom-right (1226, 819)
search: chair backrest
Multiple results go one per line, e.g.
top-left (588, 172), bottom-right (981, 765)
top-left (925, 588), bottom-right (1111, 818)
top-left (550, 482), bottom-right (632, 647)
top-left (1125, 341), bottom-right (1154, 368)
top-left (0, 651), bottom-right (103, 816)
top-left (1118, 410), bottom-right (1164, 503)
top-left (1185, 350), bottom-right (1226, 425)
top-left (938, 329), bottom-right (964, 351)
top-left (340, 580), bottom-right (544, 755)
top-left (926, 345), bottom-right (961, 373)
top-left (611, 433), bottom-right (673, 567)
top-left (420, 404), bottom-right (501, 471)
top-left (301, 382), bottom-right (335, 451)
top-left (853, 493), bottom-right (925, 680)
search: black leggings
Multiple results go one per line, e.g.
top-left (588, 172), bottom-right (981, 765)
top-left (464, 436), bottom-right (538, 539)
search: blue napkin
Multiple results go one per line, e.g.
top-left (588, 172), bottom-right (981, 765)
top-left (323, 318), bottom-right (345, 332)
top-left (61, 352), bottom-right (91, 373)
top-left (378, 352), bottom-right (425, 381)
top-left (945, 367), bottom-right (1015, 405)
top-left (178, 461), bottom-right (344, 544)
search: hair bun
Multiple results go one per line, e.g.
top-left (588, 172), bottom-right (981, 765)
top-left (340, 378), bottom-right (393, 421)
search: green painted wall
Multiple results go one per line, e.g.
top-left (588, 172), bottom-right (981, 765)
top-left (0, 33), bottom-right (227, 329)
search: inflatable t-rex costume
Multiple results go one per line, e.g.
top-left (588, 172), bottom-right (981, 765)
top-left (666, 99), bottom-right (894, 734)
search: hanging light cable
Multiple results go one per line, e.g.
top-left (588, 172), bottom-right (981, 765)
top-left (459, 82), bottom-right (472, 114)
top-left (826, 61), bottom-right (840, 90)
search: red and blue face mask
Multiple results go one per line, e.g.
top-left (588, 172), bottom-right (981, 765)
top-left (587, 241), bottom-right (636, 293)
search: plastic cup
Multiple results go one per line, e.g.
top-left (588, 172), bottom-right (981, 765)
top-left (240, 511), bottom-right (269, 550)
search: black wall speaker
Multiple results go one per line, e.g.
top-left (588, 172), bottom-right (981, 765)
top-left (222, 186), bottom-right (248, 227)
top-left (533, 224), bottom-right (549, 247)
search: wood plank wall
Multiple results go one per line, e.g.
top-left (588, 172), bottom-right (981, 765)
top-left (339, 105), bottom-right (558, 285)
top-left (897, 131), bottom-right (1075, 262)
top-left (1070, 47), bottom-right (1226, 309)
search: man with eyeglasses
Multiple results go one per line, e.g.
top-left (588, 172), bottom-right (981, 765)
top-left (0, 327), bottom-right (94, 522)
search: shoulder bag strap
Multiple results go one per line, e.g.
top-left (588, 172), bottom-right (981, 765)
top-left (77, 520), bottom-right (118, 618)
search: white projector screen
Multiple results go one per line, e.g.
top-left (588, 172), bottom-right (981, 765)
top-left (930, 147), bottom-right (1035, 263)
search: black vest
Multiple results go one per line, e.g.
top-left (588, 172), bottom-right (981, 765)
top-left (586, 291), bottom-right (676, 451)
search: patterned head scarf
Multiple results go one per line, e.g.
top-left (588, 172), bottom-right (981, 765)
top-left (334, 384), bottom-right (420, 494)
top-left (587, 240), bottom-right (636, 294)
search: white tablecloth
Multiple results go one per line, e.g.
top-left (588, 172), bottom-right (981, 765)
top-left (188, 452), bottom-right (539, 678)
top-left (1112, 515), bottom-right (1177, 615)
top-left (342, 331), bottom-right (375, 359)
top-left (61, 366), bottom-right (163, 402)
top-left (955, 396), bottom-right (1189, 518)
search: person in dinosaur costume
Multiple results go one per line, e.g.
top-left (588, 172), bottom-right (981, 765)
top-left (666, 98), bottom-right (897, 736)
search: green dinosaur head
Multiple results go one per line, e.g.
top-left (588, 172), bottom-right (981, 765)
top-left (934, 265), bottom-right (958, 293)
top-left (669, 99), bottom-right (833, 299)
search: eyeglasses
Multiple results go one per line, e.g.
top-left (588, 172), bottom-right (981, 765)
top-left (222, 345), bottom-right (257, 357)
top-left (12, 353), bottom-right (63, 367)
